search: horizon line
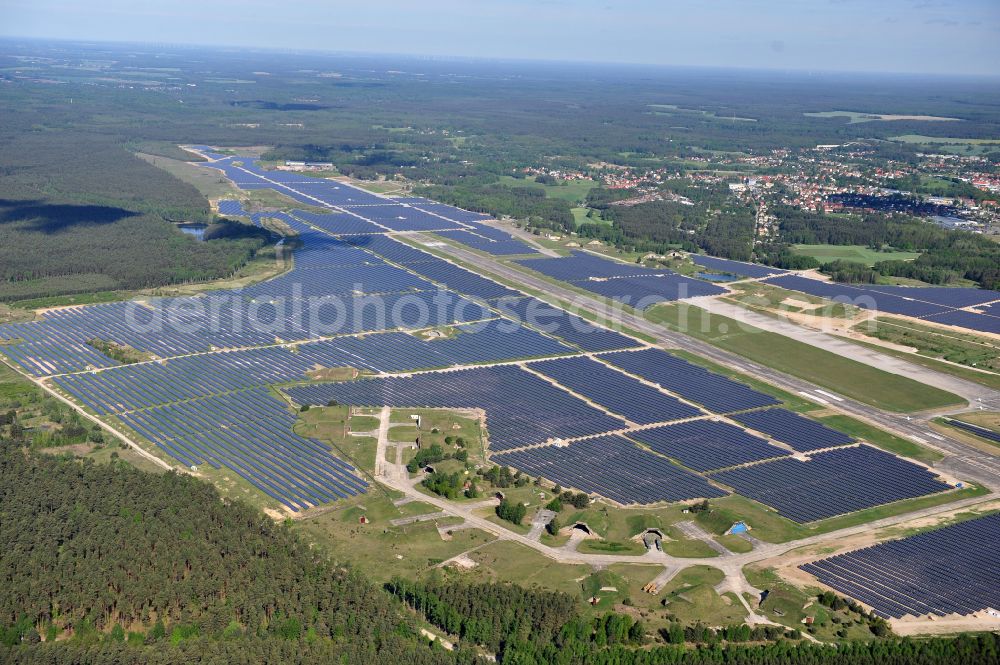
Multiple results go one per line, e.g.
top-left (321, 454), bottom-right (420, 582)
top-left (2, 34), bottom-right (999, 82)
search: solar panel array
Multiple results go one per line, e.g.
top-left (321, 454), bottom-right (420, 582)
top-left (217, 199), bottom-right (247, 217)
top-left (801, 513), bottom-right (1000, 618)
top-left (436, 229), bottom-right (535, 256)
top-left (492, 435), bottom-right (728, 505)
top-left (410, 202), bottom-right (493, 224)
top-left (518, 251), bottom-right (666, 281)
top-left (340, 204), bottom-right (464, 232)
top-left (528, 356), bottom-right (702, 425)
top-left (515, 251), bottom-right (726, 308)
top-left (945, 419), bottom-right (1000, 444)
top-left (346, 234), bottom-right (440, 264)
top-left (603, 348), bottom-right (780, 413)
top-left (627, 419), bottom-right (788, 472)
top-left (767, 275), bottom-right (1000, 336)
top-left (54, 321), bottom-right (574, 414)
top-left (290, 209), bottom-right (386, 235)
top-left (690, 255), bottom-right (787, 279)
top-left (120, 388), bottom-right (366, 511)
top-left (923, 309), bottom-right (1000, 335)
top-left (385, 254), bottom-right (522, 300)
top-left (710, 445), bottom-right (952, 523)
top-left (0, 288), bottom-right (494, 376)
top-left (283, 365), bottom-right (627, 452)
top-left (493, 297), bottom-right (642, 352)
top-left (732, 408), bottom-right (855, 452)
top-left (575, 274), bottom-right (726, 308)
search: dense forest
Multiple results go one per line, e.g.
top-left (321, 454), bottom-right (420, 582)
top-left (0, 126), bottom-right (272, 302)
top-left (0, 440), bottom-right (463, 663)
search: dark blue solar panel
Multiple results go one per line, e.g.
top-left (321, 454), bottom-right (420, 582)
top-left (403, 258), bottom-right (522, 300)
top-left (347, 234), bottom-right (440, 264)
top-left (283, 365), bottom-right (626, 452)
top-left (732, 408), bottom-right (855, 452)
top-left (119, 388), bottom-right (366, 512)
top-left (436, 229), bottom-right (535, 256)
top-left (492, 435), bottom-right (727, 505)
top-left (945, 419), bottom-right (1000, 444)
top-left (627, 419), bottom-right (788, 471)
top-left (801, 514), bottom-right (1000, 618)
top-left (412, 202), bottom-right (493, 223)
top-left (710, 445), bottom-right (951, 523)
top-left (867, 285), bottom-right (999, 308)
top-left (572, 274), bottom-right (726, 309)
top-left (766, 275), bottom-right (1000, 336)
top-left (217, 199), bottom-right (247, 217)
top-left (517, 251), bottom-right (664, 281)
top-left (691, 255), bottom-right (786, 278)
top-left (290, 209), bottom-right (385, 235)
top-left (340, 204), bottom-right (465, 232)
top-left (604, 348), bottom-right (780, 413)
top-left (493, 297), bottom-right (641, 352)
top-left (766, 276), bottom-right (952, 318)
top-left (528, 356), bottom-right (701, 424)
top-left (922, 310), bottom-right (1000, 335)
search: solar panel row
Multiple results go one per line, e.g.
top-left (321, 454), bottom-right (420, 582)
top-left (732, 408), bottom-right (855, 452)
top-left (627, 419), bottom-right (789, 472)
top-left (710, 445), bottom-right (952, 523)
top-left (120, 388), bottom-right (366, 511)
top-left (517, 251), bottom-right (666, 281)
top-left (0, 290), bottom-right (494, 376)
top-left (575, 273), bottom-right (726, 309)
top-left (436, 229), bottom-right (535, 256)
top-left (801, 513), bottom-right (1000, 618)
top-left (54, 321), bottom-right (575, 414)
top-left (603, 348), bottom-right (780, 413)
top-left (493, 297), bottom-right (642, 353)
top-left (283, 365), bottom-right (627, 452)
top-left (528, 355), bottom-right (702, 425)
top-left (690, 255), bottom-right (787, 279)
top-left (945, 419), bottom-right (1000, 444)
top-left (492, 434), bottom-right (728, 505)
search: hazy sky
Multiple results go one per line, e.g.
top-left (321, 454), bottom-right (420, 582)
top-left (2, 0), bottom-right (998, 75)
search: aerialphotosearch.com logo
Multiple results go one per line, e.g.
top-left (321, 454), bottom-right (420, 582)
top-left (117, 281), bottom-right (882, 339)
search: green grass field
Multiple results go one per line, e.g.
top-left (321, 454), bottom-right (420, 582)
top-left (646, 304), bottom-right (965, 413)
top-left (791, 244), bottom-right (921, 266)
top-left (297, 491), bottom-right (495, 582)
top-left (498, 175), bottom-right (597, 204)
top-left (571, 207), bottom-right (607, 226)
